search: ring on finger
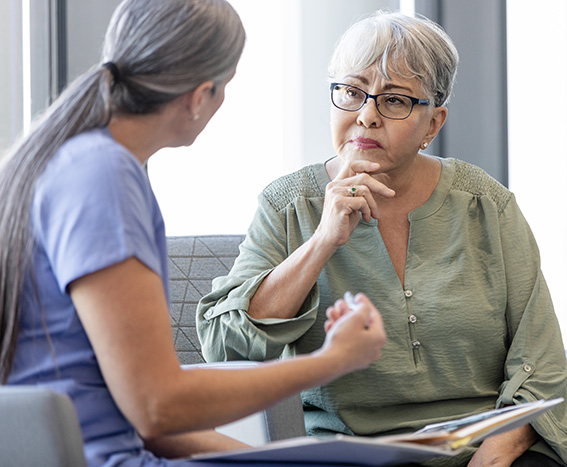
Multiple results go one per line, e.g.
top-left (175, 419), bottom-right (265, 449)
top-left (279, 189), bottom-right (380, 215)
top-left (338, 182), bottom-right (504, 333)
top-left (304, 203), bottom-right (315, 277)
top-left (348, 185), bottom-right (358, 197)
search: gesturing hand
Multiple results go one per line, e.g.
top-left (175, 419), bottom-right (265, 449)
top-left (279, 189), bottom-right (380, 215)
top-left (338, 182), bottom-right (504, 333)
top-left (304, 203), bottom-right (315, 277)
top-left (322, 293), bottom-right (387, 373)
top-left (316, 160), bottom-right (395, 248)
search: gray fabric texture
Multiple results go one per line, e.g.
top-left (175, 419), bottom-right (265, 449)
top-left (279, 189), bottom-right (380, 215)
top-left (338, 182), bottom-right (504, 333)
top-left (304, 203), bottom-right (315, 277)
top-left (168, 235), bottom-right (245, 364)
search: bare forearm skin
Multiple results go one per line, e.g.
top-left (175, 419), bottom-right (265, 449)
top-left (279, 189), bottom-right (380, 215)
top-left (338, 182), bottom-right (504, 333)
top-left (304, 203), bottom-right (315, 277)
top-left (248, 230), bottom-right (338, 320)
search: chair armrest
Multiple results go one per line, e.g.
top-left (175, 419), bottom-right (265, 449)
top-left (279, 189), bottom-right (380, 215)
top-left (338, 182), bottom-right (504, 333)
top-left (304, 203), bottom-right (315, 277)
top-left (0, 385), bottom-right (86, 467)
top-left (182, 362), bottom-right (306, 446)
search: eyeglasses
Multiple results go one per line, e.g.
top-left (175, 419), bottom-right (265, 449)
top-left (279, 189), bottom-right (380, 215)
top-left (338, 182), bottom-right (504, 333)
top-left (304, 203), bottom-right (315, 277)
top-left (330, 83), bottom-right (430, 120)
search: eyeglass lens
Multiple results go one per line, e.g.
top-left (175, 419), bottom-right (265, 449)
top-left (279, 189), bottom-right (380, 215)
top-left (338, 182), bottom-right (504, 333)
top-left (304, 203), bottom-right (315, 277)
top-left (331, 84), bottom-right (415, 119)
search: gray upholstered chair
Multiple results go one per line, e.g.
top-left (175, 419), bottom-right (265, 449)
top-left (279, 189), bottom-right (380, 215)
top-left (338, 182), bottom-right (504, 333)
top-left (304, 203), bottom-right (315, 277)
top-left (167, 235), bottom-right (246, 365)
top-left (0, 385), bottom-right (86, 467)
top-left (167, 235), bottom-right (307, 445)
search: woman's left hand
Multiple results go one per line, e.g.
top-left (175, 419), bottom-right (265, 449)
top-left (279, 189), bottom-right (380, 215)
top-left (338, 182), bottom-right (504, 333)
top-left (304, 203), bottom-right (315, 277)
top-left (467, 424), bottom-right (538, 466)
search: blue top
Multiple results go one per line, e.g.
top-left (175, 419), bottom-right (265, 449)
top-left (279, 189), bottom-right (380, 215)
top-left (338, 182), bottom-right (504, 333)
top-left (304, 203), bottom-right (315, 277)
top-left (8, 128), bottom-right (170, 466)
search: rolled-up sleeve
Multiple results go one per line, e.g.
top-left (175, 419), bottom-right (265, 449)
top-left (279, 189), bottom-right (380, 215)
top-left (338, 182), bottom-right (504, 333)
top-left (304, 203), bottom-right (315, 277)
top-left (497, 195), bottom-right (567, 461)
top-left (196, 196), bottom-right (319, 362)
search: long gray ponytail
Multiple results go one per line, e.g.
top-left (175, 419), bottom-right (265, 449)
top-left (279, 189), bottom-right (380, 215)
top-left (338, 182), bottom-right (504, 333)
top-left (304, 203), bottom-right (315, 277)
top-left (0, 0), bottom-right (245, 383)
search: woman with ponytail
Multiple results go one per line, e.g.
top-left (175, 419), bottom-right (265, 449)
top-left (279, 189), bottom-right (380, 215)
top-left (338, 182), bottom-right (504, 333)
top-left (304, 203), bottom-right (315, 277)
top-left (0, 0), bottom-right (387, 465)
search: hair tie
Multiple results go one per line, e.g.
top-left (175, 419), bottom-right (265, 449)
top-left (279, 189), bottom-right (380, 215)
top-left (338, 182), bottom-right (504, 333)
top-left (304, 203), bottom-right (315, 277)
top-left (103, 61), bottom-right (121, 84)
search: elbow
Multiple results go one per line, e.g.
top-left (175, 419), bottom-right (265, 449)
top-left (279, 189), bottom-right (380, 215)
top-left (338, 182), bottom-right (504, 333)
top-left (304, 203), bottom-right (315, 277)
top-left (126, 375), bottom-right (204, 439)
top-left (118, 366), bottom-right (204, 439)
top-left (132, 396), bottom-right (174, 440)
top-left (123, 377), bottom-right (192, 439)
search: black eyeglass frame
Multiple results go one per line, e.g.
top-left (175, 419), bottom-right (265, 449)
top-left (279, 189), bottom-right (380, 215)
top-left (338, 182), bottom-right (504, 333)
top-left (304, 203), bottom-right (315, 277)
top-left (330, 82), bottom-right (430, 120)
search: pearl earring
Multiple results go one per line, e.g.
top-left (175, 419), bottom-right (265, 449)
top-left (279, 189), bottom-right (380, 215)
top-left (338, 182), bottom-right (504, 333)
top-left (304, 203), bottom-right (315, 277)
top-left (191, 114), bottom-right (200, 121)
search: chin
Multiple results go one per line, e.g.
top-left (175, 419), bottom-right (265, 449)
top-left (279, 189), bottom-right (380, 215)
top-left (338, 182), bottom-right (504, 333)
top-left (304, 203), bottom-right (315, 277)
top-left (343, 152), bottom-right (381, 164)
top-left (177, 136), bottom-right (197, 148)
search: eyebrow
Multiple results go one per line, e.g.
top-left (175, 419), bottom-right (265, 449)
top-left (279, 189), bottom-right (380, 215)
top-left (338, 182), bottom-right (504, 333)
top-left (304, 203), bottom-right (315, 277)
top-left (344, 74), bottom-right (369, 85)
top-left (343, 75), bottom-right (414, 94)
top-left (381, 83), bottom-right (414, 93)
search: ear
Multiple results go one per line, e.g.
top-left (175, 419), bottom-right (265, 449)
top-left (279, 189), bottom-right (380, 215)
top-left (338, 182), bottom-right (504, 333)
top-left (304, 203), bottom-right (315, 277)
top-left (424, 106), bottom-right (448, 143)
top-left (182, 81), bottom-right (216, 119)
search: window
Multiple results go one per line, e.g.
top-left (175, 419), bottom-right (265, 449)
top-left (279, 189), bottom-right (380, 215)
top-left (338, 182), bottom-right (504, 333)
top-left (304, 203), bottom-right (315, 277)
top-left (147, 0), bottom-right (392, 236)
top-left (507, 0), bottom-right (567, 337)
top-left (0, 0), bottom-right (24, 152)
top-left (148, 0), bottom-right (292, 236)
top-left (0, 0), bottom-right (58, 155)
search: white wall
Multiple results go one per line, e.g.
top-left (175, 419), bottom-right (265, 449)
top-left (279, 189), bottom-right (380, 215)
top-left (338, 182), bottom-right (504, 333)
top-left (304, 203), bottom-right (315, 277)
top-left (295, 0), bottom-right (398, 167)
top-left (507, 0), bottom-right (567, 340)
top-left (148, 0), bottom-right (397, 235)
top-left (148, 0), bottom-right (290, 235)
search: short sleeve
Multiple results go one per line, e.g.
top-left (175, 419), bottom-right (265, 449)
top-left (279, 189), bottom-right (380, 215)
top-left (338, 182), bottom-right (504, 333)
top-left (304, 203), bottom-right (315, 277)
top-left (32, 131), bottom-right (163, 292)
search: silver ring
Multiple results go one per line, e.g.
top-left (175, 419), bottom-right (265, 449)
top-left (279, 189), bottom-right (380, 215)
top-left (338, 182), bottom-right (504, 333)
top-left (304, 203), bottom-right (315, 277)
top-left (348, 185), bottom-right (358, 197)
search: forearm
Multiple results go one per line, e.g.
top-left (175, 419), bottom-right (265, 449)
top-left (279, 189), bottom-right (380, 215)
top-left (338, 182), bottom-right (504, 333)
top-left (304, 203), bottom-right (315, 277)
top-left (468, 424), bottom-right (538, 466)
top-left (71, 258), bottom-right (341, 438)
top-left (166, 295), bottom-right (385, 436)
top-left (71, 258), bottom-right (385, 445)
top-left (154, 347), bottom-right (349, 436)
top-left (248, 231), bottom-right (337, 320)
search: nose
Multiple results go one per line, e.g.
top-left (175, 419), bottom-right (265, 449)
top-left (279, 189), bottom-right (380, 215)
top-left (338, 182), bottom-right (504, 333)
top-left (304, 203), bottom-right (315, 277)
top-left (356, 97), bottom-right (383, 128)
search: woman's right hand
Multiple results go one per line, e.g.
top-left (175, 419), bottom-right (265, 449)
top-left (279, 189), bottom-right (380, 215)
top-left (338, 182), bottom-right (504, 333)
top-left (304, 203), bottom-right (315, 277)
top-left (314, 160), bottom-right (395, 248)
top-left (321, 293), bottom-right (387, 373)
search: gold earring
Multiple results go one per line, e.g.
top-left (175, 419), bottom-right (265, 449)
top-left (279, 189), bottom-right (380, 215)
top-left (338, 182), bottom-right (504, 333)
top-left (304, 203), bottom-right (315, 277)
top-left (421, 142), bottom-right (429, 149)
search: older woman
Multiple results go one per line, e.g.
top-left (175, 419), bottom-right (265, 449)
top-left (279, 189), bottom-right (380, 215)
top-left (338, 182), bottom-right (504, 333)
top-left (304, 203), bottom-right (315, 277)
top-left (197, 11), bottom-right (567, 467)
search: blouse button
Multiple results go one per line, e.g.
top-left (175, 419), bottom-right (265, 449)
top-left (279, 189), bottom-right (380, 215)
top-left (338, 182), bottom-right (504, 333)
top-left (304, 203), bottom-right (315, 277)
top-left (412, 340), bottom-right (421, 349)
top-left (408, 315), bottom-right (417, 324)
top-left (404, 289), bottom-right (413, 298)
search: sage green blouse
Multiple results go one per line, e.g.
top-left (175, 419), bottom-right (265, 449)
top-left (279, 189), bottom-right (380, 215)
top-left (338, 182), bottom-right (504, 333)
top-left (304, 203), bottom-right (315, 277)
top-left (197, 157), bottom-right (567, 466)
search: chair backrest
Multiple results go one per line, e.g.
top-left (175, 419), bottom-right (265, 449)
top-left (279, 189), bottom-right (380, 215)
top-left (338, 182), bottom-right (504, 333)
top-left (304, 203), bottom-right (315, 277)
top-left (0, 385), bottom-right (86, 467)
top-left (167, 235), bottom-right (245, 365)
top-left (169, 236), bottom-right (307, 443)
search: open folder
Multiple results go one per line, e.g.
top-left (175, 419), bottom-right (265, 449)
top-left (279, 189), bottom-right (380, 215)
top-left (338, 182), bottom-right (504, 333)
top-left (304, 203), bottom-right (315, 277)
top-left (193, 398), bottom-right (563, 466)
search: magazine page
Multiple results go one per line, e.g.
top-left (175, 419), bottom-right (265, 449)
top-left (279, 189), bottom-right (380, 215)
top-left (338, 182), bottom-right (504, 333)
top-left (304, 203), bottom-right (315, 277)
top-left (402, 398), bottom-right (564, 450)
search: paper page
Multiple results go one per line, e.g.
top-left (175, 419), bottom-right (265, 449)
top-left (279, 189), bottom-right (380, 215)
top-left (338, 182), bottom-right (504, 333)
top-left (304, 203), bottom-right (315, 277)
top-left (404, 398), bottom-right (564, 449)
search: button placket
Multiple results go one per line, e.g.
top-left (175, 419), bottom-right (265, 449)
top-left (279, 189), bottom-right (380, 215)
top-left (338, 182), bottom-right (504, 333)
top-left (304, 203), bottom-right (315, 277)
top-left (403, 286), bottom-right (421, 358)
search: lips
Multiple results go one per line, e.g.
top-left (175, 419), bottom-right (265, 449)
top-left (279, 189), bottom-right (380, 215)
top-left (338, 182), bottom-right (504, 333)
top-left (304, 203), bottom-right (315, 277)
top-left (351, 137), bottom-right (383, 150)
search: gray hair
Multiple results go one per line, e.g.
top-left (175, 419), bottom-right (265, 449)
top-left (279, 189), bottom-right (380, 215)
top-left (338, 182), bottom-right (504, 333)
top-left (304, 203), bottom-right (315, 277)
top-left (328, 11), bottom-right (459, 107)
top-left (0, 0), bottom-right (245, 383)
